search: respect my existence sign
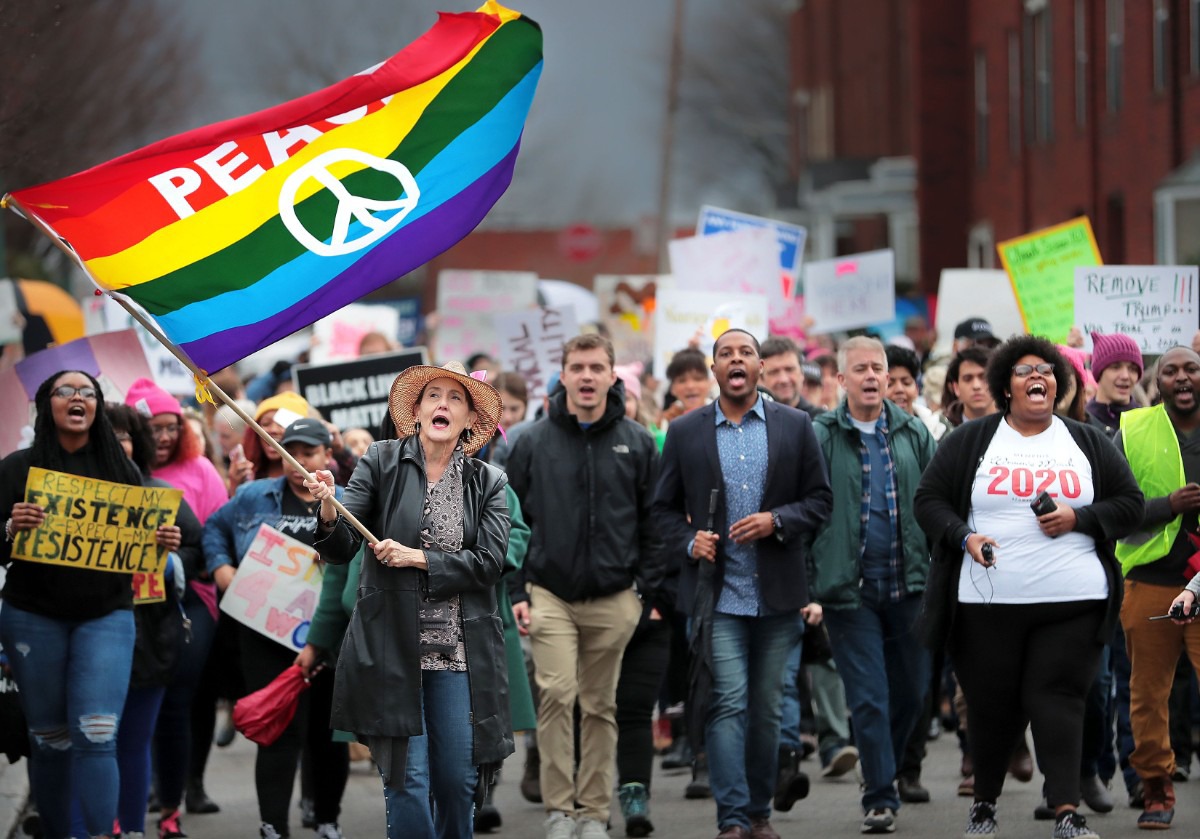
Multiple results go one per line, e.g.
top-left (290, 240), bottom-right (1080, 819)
top-left (220, 524), bottom-right (323, 652)
top-left (12, 467), bottom-right (181, 574)
top-left (1074, 265), bottom-right (1200, 354)
top-left (293, 347), bottom-right (428, 433)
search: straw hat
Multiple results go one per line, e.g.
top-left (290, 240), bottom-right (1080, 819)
top-left (389, 362), bottom-right (502, 456)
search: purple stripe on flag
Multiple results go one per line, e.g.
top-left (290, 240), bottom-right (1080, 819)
top-left (179, 140), bottom-right (523, 373)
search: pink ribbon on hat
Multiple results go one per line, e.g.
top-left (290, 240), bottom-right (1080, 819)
top-left (468, 369), bottom-right (507, 442)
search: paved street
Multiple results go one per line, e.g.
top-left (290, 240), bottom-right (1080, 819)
top-left (185, 727), bottom-right (1200, 838)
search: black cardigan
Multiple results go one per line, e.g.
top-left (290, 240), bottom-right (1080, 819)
top-left (912, 413), bottom-right (1144, 651)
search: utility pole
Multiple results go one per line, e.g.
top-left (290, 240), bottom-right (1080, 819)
top-left (655, 0), bottom-right (685, 273)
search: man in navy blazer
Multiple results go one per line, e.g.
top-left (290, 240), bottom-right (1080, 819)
top-left (653, 328), bottom-right (832, 839)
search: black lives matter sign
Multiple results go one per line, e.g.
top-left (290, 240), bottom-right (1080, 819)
top-left (293, 347), bottom-right (428, 432)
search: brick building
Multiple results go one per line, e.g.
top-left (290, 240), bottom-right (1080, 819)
top-left (789, 0), bottom-right (1200, 298)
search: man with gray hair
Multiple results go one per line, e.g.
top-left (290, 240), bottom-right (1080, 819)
top-left (806, 336), bottom-right (936, 834)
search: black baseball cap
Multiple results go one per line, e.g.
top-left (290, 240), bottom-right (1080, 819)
top-left (953, 317), bottom-right (996, 342)
top-left (281, 417), bottom-right (331, 448)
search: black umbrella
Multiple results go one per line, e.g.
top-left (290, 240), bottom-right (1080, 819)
top-left (686, 489), bottom-right (720, 750)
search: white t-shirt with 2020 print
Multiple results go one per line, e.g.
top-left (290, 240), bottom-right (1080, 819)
top-left (957, 416), bottom-right (1108, 604)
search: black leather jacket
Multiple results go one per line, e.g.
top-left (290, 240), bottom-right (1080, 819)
top-left (314, 435), bottom-right (514, 766)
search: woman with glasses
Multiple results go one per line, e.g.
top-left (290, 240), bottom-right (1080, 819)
top-left (914, 337), bottom-right (1144, 839)
top-left (0, 371), bottom-right (149, 838)
top-left (122, 377), bottom-right (228, 832)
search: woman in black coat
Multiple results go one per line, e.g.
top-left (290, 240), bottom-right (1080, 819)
top-left (308, 361), bottom-right (511, 839)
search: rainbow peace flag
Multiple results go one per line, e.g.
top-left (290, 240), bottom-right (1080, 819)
top-left (7, 2), bottom-right (542, 373)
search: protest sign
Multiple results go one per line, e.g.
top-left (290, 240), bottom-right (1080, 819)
top-left (593, 274), bottom-right (664, 364)
top-left (997, 216), bottom-right (1102, 343)
top-left (496, 306), bottom-right (579, 403)
top-left (133, 571), bottom-right (167, 604)
top-left (220, 524), bottom-right (323, 652)
top-left (670, 228), bottom-right (782, 308)
top-left (292, 347), bottom-right (428, 433)
top-left (653, 289), bottom-right (769, 375)
top-left (933, 269), bottom-right (1027, 355)
top-left (11, 467), bottom-right (181, 575)
top-left (0, 280), bottom-right (21, 346)
top-left (84, 295), bottom-right (193, 395)
top-left (435, 270), bottom-right (539, 363)
top-left (310, 303), bottom-right (403, 364)
top-left (1074, 265), bottom-right (1199, 354)
top-left (803, 250), bottom-right (896, 334)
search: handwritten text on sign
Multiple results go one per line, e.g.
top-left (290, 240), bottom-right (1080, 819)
top-left (997, 216), bottom-right (1101, 343)
top-left (220, 524), bottom-right (323, 652)
top-left (496, 306), bottom-right (579, 402)
top-left (803, 250), bottom-right (896, 334)
top-left (12, 467), bottom-right (181, 574)
top-left (1074, 266), bottom-right (1199, 354)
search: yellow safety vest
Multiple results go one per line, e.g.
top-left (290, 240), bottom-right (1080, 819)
top-left (1115, 404), bottom-right (1186, 575)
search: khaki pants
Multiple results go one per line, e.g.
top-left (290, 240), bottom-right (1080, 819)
top-left (1120, 579), bottom-right (1200, 780)
top-left (527, 583), bottom-right (641, 821)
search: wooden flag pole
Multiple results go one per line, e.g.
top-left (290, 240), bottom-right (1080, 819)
top-left (1, 194), bottom-right (380, 545)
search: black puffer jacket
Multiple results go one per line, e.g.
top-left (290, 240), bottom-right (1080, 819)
top-left (507, 381), bottom-right (664, 605)
top-left (314, 436), bottom-right (513, 766)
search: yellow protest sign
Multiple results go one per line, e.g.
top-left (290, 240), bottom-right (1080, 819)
top-left (133, 572), bottom-right (167, 604)
top-left (997, 216), bottom-right (1102, 343)
top-left (11, 467), bottom-right (182, 575)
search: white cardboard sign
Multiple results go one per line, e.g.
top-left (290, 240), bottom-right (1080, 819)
top-left (219, 524), bottom-right (323, 652)
top-left (669, 229), bottom-right (783, 314)
top-left (933, 269), bottom-right (1028, 355)
top-left (495, 305), bottom-right (579, 403)
top-left (803, 249), bottom-right (896, 334)
top-left (1074, 265), bottom-right (1199, 354)
top-left (435, 270), bottom-right (539, 363)
top-left (652, 289), bottom-right (769, 376)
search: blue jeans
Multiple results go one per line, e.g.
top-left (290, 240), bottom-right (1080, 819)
top-left (0, 604), bottom-right (135, 839)
top-left (383, 670), bottom-right (475, 839)
top-left (706, 612), bottom-right (803, 830)
top-left (823, 583), bottom-right (929, 813)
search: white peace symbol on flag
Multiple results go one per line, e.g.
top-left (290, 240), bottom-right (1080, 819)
top-left (278, 148), bottom-right (420, 257)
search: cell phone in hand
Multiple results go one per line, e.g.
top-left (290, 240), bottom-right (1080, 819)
top-left (229, 443), bottom-right (245, 464)
top-left (1030, 490), bottom-right (1057, 516)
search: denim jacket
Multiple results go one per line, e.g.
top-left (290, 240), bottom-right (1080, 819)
top-left (203, 476), bottom-right (343, 575)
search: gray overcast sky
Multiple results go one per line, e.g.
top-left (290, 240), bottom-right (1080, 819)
top-left (170, 0), bottom-right (735, 229)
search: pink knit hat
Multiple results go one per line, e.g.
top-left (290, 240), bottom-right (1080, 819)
top-left (614, 362), bottom-right (643, 402)
top-left (124, 377), bottom-right (183, 418)
top-left (1056, 345), bottom-right (1096, 390)
top-left (1090, 332), bottom-right (1144, 379)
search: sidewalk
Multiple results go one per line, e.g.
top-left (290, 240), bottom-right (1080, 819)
top-left (0, 757), bottom-right (28, 839)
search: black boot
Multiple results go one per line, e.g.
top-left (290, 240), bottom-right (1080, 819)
top-left (519, 745), bottom-right (542, 804)
top-left (475, 779), bottom-right (502, 833)
top-left (661, 734), bottom-right (692, 771)
top-left (685, 753), bottom-right (712, 799)
top-left (773, 747), bottom-right (810, 812)
top-left (185, 778), bottom-right (220, 814)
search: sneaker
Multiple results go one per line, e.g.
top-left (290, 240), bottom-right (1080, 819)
top-left (260, 825), bottom-right (283, 839)
top-left (157, 810), bottom-right (187, 839)
top-left (578, 818), bottom-right (610, 839)
top-left (822, 745), bottom-right (859, 778)
top-left (619, 782), bottom-right (653, 838)
top-left (1171, 764), bottom-right (1189, 782)
top-left (963, 801), bottom-right (998, 837)
top-left (314, 824), bottom-right (344, 839)
top-left (545, 811), bottom-right (576, 839)
top-left (1138, 775), bottom-right (1176, 829)
top-left (861, 808), bottom-right (896, 834)
top-left (1052, 810), bottom-right (1099, 839)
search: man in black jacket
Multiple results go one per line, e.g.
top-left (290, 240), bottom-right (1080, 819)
top-left (508, 333), bottom-right (664, 839)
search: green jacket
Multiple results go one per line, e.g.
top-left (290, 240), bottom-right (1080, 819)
top-left (807, 400), bottom-right (936, 609)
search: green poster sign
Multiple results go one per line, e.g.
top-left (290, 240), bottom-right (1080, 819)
top-left (997, 217), bottom-right (1102, 343)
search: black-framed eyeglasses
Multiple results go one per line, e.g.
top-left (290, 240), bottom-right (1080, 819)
top-left (149, 423), bottom-right (182, 438)
top-left (51, 385), bottom-right (98, 400)
top-left (1012, 363), bottom-right (1054, 377)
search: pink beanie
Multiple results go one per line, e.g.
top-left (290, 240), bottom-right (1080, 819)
top-left (125, 377), bottom-right (183, 418)
top-left (614, 362), bottom-right (643, 402)
top-left (1090, 332), bottom-right (1144, 379)
top-left (1056, 345), bottom-right (1096, 390)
